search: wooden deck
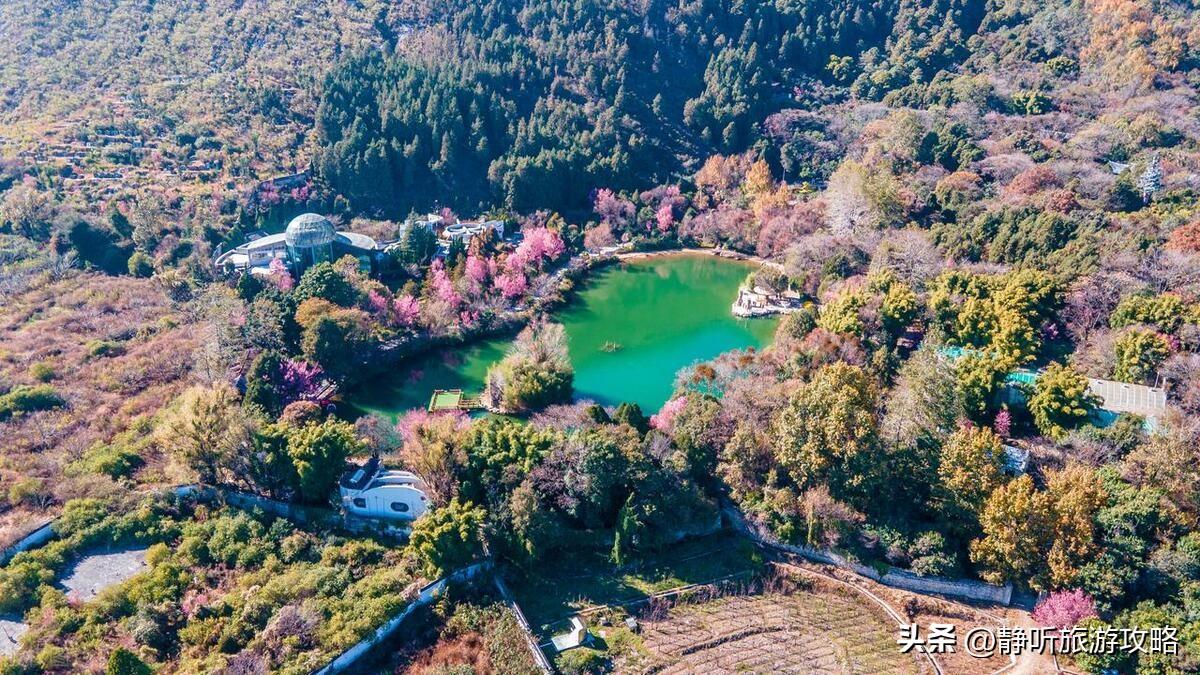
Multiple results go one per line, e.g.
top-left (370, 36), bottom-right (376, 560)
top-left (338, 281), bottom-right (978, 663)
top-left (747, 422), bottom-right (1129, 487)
top-left (428, 389), bottom-right (483, 412)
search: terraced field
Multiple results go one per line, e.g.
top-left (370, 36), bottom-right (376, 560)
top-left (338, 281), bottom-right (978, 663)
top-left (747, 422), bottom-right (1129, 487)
top-left (624, 586), bottom-right (930, 674)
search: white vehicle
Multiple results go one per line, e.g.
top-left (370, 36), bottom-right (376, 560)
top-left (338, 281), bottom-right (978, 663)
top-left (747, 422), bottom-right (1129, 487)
top-left (339, 457), bottom-right (430, 521)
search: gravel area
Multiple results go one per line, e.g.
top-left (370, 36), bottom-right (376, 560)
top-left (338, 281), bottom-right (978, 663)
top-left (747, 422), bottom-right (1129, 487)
top-left (0, 617), bottom-right (28, 656)
top-left (58, 547), bottom-right (149, 601)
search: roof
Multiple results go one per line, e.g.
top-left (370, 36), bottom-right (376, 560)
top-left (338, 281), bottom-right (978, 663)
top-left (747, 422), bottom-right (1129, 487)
top-left (244, 233), bottom-right (288, 252)
top-left (1002, 444), bottom-right (1030, 474)
top-left (340, 456), bottom-right (380, 491)
top-left (285, 213), bottom-right (336, 248)
top-left (335, 231), bottom-right (379, 251)
top-left (1088, 378), bottom-right (1167, 418)
top-left (367, 470), bottom-right (427, 491)
top-left (551, 617), bottom-right (589, 653)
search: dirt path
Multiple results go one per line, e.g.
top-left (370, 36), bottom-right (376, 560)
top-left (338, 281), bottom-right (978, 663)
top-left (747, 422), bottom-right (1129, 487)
top-left (1007, 611), bottom-right (1064, 675)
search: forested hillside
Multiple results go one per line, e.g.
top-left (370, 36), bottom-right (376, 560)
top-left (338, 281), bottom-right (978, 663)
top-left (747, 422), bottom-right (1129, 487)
top-left (313, 0), bottom-right (985, 216)
top-left (0, 0), bottom-right (398, 177)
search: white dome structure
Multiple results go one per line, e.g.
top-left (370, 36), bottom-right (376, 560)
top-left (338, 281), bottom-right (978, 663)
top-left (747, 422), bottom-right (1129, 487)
top-left (285, 213), bottom-right (336, 247)
top-left (284, 213), bottom-right (336, 272)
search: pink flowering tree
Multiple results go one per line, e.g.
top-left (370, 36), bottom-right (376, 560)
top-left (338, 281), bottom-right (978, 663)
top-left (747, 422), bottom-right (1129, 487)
top-left (280, 359), bottom-right (324, 403)
top-left (650, 396), bottom-right (688, 432)
top-left (643, 185), bottom-right (684, 234)
top-left (367, 289), bottom-right (391, 318)
top-left (656, 201), bottom-right (676, 233)
top-left (508, 227), bottom-right (565, 274)
top-left (396, 408), bottom-right (466, 443)
top-left (1031, 590), bottom-right (1098, 629)
top-left (583, 222), bottom-right (618, 250)
top-left (994, 409), bottom-right (1012, 439)
top-left (267, 258), bottom-right (294, 292)
top-left (465, 254), bottom-right (490, 287)
top-left (495, 271), bottom-right (528, 299)
top-left (428, 260), bottom-right (462, 308)
top-left (593, 188), bottom-right (636, 230)
top-left (392, 295), bottom-right (420, 327)
top-left (259, 182), bottom-right (282, 207)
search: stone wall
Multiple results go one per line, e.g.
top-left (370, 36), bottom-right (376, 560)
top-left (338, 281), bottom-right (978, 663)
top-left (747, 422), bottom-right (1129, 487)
top-left (724, 506), bottom-right (1013, 606)
top-left (313, 561), bottom-right (493, 675)
top-left (0, 522), bottom-right (55, 566)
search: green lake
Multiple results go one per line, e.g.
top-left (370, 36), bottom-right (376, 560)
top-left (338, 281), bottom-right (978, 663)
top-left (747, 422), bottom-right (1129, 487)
top-left (344, 253), bottom-right (777, 419)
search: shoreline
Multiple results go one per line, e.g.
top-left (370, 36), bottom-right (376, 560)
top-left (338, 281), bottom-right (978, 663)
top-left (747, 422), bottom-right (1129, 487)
top-left (342, 248), bottom-right (778, 414)
top-left (614, 245), bottom-right (784, 271)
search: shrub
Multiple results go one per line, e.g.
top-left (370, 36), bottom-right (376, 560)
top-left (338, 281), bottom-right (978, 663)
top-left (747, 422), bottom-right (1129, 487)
top-left (484, 322), bottom-right (574, 413)
top-left (294, 262), bottom-right (358, 306)
top-left (1110, 293), bottom-right (1186, 333)
top-left (35, 645), bottom-right (68, 671)
top-left (0, 384), bottom-right (65, 420)
top-left (1011, 90), bottom-right (1052, 115)
top-left (28, 361), bottom-right (56, 382)
top-left (1114, 329), bottom-right (1171, 384)
top-left (7, 477), bottom-right (48, 507)
top-left (285, 418), bottom-right (364, 503)
top-left (85, 339), bottom-right (127, 359)
top-left (557, 647), bottom-right (607, 675)
top-left (126, 252), bottom-right (154, 278)
top-left (73, 442), bottom-right (144, 479)
top-left (408, 499), bottom-right (486, 578)
top-left (1028, 363), bottom-right (1097, 440)
top-left (106, 648), bottom-right (151, 675)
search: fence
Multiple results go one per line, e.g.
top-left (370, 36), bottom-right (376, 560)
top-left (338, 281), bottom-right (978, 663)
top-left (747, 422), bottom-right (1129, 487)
top-left (724, 506), bottom-right (1013, 606)
top-left (313, 561), bottom-right (493, 675)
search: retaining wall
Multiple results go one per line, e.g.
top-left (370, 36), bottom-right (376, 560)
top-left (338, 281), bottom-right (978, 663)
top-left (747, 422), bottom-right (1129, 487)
top-left (493, 573), bottom-right (555, 674)
top-left (313, 561), bottom-right (492, 675)
top-left (0, 522), bottom-right (55, 566)
top-left (724, 506), bottom-right (1013, 606)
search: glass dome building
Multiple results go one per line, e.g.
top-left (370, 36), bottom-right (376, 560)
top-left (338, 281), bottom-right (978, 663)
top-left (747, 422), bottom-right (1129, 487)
top-left (284, 213), bottom-right (337, 274)
top-left (214, 213), bottom-right (382, 277)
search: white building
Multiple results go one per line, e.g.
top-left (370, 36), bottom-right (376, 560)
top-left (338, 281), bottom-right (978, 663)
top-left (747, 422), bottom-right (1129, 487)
top-left (215, 213), bottom-right (381, 276)
top-left (442, 219), bottom-right (505, 243)
top-left (339, 457), bottom-right (430, 522)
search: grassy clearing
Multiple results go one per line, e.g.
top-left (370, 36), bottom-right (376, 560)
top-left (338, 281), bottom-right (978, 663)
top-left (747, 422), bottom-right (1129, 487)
top-left (507, 531), bottom-right (763, 634)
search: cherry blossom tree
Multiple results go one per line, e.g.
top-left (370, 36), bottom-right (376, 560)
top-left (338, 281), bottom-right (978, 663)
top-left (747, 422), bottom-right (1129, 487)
top-left (366, 290), bottom-right (390, 318)
top-left (507, 227), bottom-right (565, 273)
top-left (1031, 590), bottom-right (1098, 629)
top-left (593, 188), bottom-right (636, 230)
top-left (393, 295), bottom-right (420, 327)
top-left (280, 359), bottom-right (324, 402)
top-left (428, 260), bottom-right (462, 307)
top-left (994, 409), bottom-right (1012, 439)
top-left (650, 396), bottom-right (688, 432)
top-left (496, 271), bottom-right (528, 299)
top-left (656, 202), bottom-right (675, 233)
top-left (267, 258), bottom-right (294, 292)
top-left (465, 255), bottom-right (490, 288)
